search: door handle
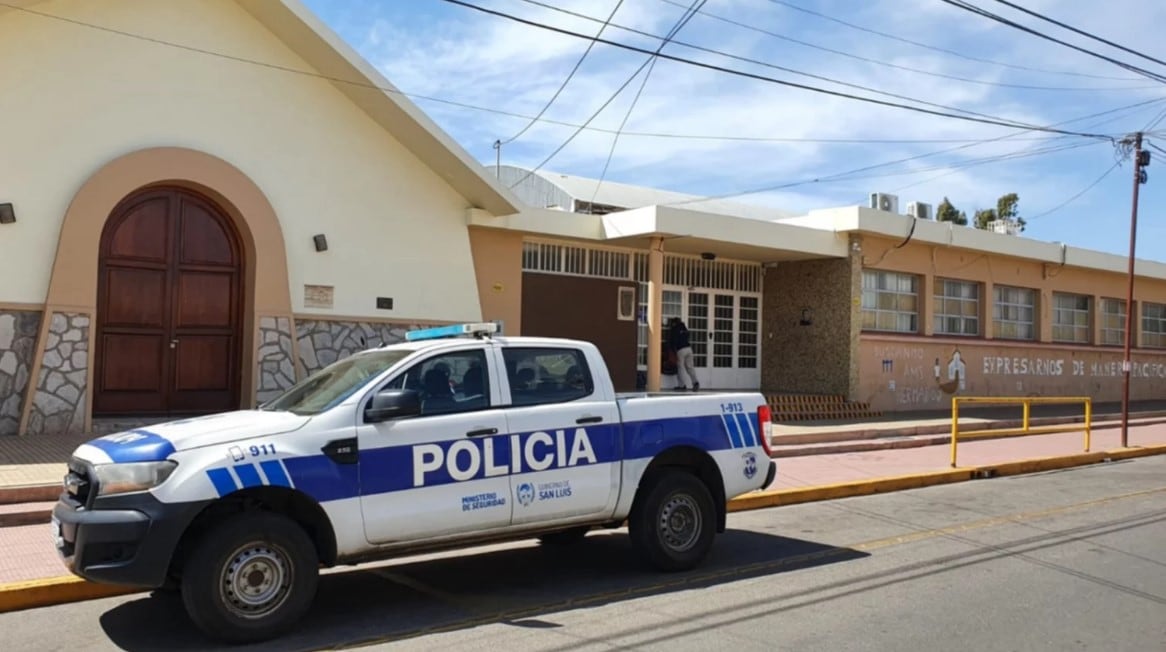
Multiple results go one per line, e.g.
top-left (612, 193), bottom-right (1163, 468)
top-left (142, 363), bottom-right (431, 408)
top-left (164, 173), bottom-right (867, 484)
top-left (466, 427), bottom-right (498, 437)
top-left (576, 416), bottom-right (603, 425)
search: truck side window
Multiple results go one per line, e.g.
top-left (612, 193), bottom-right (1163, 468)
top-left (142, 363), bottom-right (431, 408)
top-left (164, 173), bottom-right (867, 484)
top-left (502, 347), bottom-right (593, 407)
top-left (382, 349), bottom-right (491, 416)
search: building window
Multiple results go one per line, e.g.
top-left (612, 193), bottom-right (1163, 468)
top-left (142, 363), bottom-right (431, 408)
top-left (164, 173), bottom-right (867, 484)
top-left (1099, 298), bottom-right (1127, 346)
top-left (934, 279), bottom-right (979, 336)
top-left (738, 296), bottom-right (759, 369)
top-left (1052, 292), bottom-right (1091, 344)
top-left (1144, 302), bottom-right (1166, 348)
top-left (861, 270), bottom-right (919, 333)
top-left (993, 285), bottom-right (1036, 341)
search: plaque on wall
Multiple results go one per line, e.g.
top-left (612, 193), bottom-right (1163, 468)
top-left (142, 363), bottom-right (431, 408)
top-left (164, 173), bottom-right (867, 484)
top-left (304, 284), bottom-right (334, 309)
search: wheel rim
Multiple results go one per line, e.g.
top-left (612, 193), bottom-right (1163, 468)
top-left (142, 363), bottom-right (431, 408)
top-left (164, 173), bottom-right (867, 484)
top-left (219, 542), bottom-right (294, 620)
top-left (657, 492), bottom-right (702, 553)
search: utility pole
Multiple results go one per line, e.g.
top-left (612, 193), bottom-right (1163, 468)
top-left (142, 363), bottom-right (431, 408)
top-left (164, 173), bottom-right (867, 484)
top-left (1121, 132), bottom-right (1149, 448)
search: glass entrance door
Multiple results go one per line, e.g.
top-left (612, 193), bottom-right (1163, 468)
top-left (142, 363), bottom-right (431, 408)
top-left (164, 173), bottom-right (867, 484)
top-left (661, 290), bottom-right (762, 390)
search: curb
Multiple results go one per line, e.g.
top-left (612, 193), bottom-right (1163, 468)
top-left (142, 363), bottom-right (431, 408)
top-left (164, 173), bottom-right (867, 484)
top-left (0, 509), bottom-right (51, 528)
top-left (0, 486), bottom-right (60, 505)
top-left (727, 443), bottom-right (1166, 514)
top-left (0, 576), bottom-right (142, 614)
top-left (2, 444), bottom-right (1164, 616)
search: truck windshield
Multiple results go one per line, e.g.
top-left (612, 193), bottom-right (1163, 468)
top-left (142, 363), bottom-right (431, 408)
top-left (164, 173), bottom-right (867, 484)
top-left (260, 349), bottom-right (413, 416)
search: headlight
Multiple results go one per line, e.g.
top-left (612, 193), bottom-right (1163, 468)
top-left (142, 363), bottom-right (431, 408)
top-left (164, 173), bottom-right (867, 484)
top-left (93, 461), bottom-right (178, 497)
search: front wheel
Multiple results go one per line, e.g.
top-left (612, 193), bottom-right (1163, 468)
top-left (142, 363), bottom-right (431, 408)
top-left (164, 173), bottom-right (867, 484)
top-left (179, 512), bottom-right (319, 644)
top-left (628, 469), bottom-right (716, 572)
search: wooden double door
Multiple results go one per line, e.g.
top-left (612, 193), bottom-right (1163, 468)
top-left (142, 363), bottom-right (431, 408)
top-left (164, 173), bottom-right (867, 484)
top-left (94, 187), bottom-right (243, 417)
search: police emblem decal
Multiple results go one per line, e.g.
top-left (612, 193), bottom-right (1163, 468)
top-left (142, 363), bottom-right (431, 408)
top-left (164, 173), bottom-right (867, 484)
top-left (743, 452), bottom-right (757, 480)
top-left (516, 482), bottom-right (536, 507)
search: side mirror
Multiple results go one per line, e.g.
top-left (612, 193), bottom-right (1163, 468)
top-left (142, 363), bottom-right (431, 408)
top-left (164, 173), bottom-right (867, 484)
top-left (364, 389), bottom-right (421, 423)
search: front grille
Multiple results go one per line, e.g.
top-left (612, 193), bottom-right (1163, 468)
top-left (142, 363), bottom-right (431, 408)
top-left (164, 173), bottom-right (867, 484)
top-left (65, 458), bottom-right (93, 507)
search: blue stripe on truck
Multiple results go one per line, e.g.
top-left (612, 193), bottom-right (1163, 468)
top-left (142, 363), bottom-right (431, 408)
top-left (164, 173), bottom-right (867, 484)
top-left (272, 413), bottom-right (759, 504)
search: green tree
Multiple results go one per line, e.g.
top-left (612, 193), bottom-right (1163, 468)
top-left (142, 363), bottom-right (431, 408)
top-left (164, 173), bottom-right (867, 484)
top-left (936, 196), bottom-right (968, 225)
top-left (973, 208), bottom-right (997, 230)
top-left (995, 192), bottom-right (1026, 233)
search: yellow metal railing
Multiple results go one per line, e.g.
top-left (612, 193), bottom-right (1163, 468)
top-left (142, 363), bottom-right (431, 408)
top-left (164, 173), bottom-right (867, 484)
top-left (950, 396), bottom-right (1093, 467)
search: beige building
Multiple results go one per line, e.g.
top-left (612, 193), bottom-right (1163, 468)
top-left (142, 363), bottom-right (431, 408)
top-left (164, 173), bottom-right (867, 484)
top-left (1, 0), bottom-right (1163, 437)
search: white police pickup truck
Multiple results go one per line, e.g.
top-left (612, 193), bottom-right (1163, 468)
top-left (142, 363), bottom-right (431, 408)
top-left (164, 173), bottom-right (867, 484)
top-left (52, 323), bottom-right (776, 643)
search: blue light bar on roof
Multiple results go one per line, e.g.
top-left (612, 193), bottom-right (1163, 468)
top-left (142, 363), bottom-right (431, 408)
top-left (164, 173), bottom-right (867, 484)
top-left (405, 322), bottom-right (500, 342)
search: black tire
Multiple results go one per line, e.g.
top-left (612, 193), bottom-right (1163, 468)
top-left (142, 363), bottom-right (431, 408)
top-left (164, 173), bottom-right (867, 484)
top-left (628, 469), bottom-right (716, 572)
top-left (179, 511), bottom-right (319, 644)
top-left (538, 526), bottom-right (591, 546)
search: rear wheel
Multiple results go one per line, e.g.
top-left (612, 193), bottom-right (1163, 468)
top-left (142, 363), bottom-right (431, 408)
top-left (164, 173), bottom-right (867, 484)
top-left (179, 511), bottom-right (319, 644)
top-left (628, 469), bottom-right (716, 572)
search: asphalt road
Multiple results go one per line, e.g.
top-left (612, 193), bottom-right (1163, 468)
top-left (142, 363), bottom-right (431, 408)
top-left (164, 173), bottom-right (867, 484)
top-left (5, 457), bottom-right (1166, 652)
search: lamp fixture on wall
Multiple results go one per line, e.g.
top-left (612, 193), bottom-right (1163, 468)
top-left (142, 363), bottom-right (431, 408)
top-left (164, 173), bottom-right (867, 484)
top-left (312, 234), bottom-right (328, 252)
top-left (799, 307), bottom-right (814, 326)
top-left (0, 203), bottom-right (14, 224)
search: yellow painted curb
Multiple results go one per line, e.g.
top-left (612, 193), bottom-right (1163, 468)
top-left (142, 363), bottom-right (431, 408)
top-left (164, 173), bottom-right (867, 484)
top-left (978, 444), bottom-right (1166, 479)
top-left (728, 469), bottom-right (973, 513)
top-left (0, 575), bottom-right (143, 613)
top-left (728, 444), bottom-right (1166, 514)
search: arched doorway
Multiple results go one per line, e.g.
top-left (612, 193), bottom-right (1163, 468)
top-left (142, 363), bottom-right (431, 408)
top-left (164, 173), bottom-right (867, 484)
top-left (94, 186), bottom-right (244, 417)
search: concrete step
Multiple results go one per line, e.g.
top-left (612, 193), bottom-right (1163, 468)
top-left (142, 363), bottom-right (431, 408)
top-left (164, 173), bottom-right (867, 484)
top-left (0, 501), bottom-right (55, 528)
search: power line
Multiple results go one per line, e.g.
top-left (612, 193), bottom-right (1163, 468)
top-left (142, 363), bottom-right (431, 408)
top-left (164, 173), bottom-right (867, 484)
top-left (504, 0), bottom-right (707, 189)
top-left (498, 0), bottom-right (626, 146)
top-left (1026, 160), bottom-right (1123, 220)
top-left (438, 0), bottom-right (1114, 139)
top-left (873, 100), bottom-right (1166, 199)
top-left (658, 99), bottom-right (1151, 207)
top-left (763, 0), bottom-right (1142, 81)
top-left (515, 0), bottom-right (1154, 131)
top-left (988, 0), bottom-right (1166, 71)
top-left (648, 0), bottom-right (1155, 92)
top-left (589, 0), bottom-right (707, 205)
top-left (937, 0), bottom-right (1166, 84)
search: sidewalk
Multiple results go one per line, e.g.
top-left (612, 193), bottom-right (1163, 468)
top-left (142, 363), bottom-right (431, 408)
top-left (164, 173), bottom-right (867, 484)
top-left (2, 420), bottom-right (1165, 594)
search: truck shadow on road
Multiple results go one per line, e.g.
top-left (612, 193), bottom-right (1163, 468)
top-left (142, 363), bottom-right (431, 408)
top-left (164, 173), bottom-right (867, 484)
top-left (97, 528), bottom-right (868, 651)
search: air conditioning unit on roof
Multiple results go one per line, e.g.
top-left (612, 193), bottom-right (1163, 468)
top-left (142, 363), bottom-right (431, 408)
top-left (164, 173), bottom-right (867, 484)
top-left (869, 192), bottom-right (899, 214)
top-left (907, 201), bottom-right (932, 220)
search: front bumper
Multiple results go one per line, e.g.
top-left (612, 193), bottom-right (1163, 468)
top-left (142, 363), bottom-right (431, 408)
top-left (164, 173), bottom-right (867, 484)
top-left (53, 491), bottom-right (207, 588)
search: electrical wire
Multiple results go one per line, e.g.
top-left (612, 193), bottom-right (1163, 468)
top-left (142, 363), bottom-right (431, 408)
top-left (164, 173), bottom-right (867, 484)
top-left (438, 0), bottom-right (1114, 139)
top-left (515, 0), bottom-right (1147, 126)
top-left (657, 97), bottom-right (1145, 208)
top-left (873, 98), bottom-right (1166, 199)
top-left (763, 0), bottom-right (1142, 81)
top-left (1026, 160), bottom-right (1123, 220)
top-left (503, 0), bottom-right (707, 189)
top-left (498, 0), bottom-right (626, 146)
top-left (988, 0), bottom-right (1166, 70)
top-left (648, 0), bottom-right (1154, 92)
top-left (937, 0), bottom-right (1166, 84)
top-left (588, 0), bottom-right (706, 207)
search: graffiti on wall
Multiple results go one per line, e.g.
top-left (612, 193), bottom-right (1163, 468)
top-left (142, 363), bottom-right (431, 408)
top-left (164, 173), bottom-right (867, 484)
top-left (874, 344), bottom-right (967, 406)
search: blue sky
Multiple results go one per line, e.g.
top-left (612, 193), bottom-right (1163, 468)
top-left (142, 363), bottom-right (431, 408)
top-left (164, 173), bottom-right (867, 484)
top-left (302, 0), bottom-right (1166, 260)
